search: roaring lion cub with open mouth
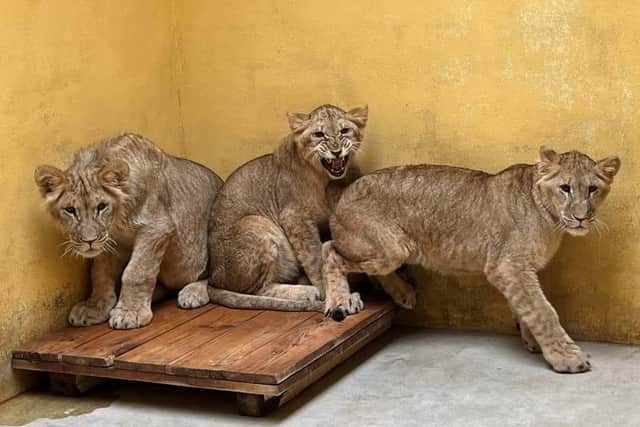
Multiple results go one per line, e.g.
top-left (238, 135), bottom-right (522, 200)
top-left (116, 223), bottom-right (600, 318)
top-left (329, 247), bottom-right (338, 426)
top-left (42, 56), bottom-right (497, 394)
top-left (323, 147), bottom-right (620, 373)
top-left (177, 104), bottom-right (367, 313)
top-left (35, 134), bottom-right (223, 329)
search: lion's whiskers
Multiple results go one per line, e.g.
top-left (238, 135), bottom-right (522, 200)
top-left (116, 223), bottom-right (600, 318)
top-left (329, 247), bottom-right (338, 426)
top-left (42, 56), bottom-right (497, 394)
top-left (591, 217), bottom-right (608, 237)
top-left (594, 217), bottom-right (609, 232)
top-left (307, 144), bottom-right (324, 161)
top-left (553, 221), bottom-right (566, 235)
top-left (593, 221), bottom-right (602, 237)
top-left (103, 237), bottom-right (118, 255)
top-left (60, 240), bottom-right (76, 258)
top-left (61, 245), bottom-right (74, 258)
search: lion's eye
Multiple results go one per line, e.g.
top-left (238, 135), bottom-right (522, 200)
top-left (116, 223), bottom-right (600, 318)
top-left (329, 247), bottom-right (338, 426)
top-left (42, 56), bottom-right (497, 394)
top-left (97, 202), bottom-right (107, 212)
top-left (340, 128), bottom-right (350, 135)
top-left (64, 206), bottom-right (76, 215)
top-left (559, 184), bottom-right (571, 193)
top-left (588, 185), bottom-right (598, 194)
top-left (313, 131), bottom-right (325, 138)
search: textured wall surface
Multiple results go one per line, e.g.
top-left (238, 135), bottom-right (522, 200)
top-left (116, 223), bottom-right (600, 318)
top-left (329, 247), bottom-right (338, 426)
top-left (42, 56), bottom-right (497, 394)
top-left (0, 1), bottom-right (185, 402)
top-left (2, 0), bottom-right (639, 404)
top-left (177, 0), bottom-right (640, 343)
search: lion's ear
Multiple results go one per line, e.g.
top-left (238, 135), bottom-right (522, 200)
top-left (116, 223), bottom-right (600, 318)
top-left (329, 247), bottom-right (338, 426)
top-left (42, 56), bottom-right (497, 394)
top-left (35, 165), bottom-right (66, 202)
top-left (595, 155), bottom-right (621, 182)
top-left (346, 105), bottom-right (368, 128)
top-left (99, 159), bottom-right (129, 188)
top-left (536, 145), bottom-right (561, 177)
top-left (287, 112), bottom-right (310, 132)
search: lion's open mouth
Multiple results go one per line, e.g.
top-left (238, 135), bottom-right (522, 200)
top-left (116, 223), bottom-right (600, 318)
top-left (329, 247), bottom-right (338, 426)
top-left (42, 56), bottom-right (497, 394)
top-left (321, 155), bottom-right (349, 178)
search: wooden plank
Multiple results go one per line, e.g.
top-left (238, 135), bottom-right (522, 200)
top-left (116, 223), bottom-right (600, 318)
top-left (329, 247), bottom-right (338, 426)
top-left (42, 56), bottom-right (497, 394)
top-left (223, 300), bottom-right (393, 384)
top-left (13, 308), bottom-right (393, 399)
top-left (208, 315), bottom-right (324, 382)
top-left (167, 311), bottom-right (316, 381)
top-left (12, 300), bottom-right (198, 362)
top-left (12, 323), bottom-right (112, 362)
top-left (11, 295), bottom-right (395, 415)
top-left (60, 302), bottom-right (214, 367)
top-left (115, 306), bottom-right (261, 373)
top-left (278, 310), bottom-right (393, 404)
top-left (12, 359), bottom-right (281, 396)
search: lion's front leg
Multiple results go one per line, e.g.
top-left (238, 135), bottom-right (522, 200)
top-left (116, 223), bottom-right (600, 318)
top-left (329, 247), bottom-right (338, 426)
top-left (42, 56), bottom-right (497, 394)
top-left (109, 227), bottom-right (172, 330)
top-left (69, 254), bottom-right (124, 327)
top-left (321, 242), bottom-right (364, 321)
top-left (487, 265), bottom-right (590, 373)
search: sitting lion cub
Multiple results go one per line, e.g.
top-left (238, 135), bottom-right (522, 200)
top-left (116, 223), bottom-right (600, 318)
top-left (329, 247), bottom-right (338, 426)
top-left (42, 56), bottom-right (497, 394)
top-left (323, 147), bottom-right (620, 373)
top-left (177, 104), bottom-right (367, 313)
top-left (35, 134), bottom-right (223, 329)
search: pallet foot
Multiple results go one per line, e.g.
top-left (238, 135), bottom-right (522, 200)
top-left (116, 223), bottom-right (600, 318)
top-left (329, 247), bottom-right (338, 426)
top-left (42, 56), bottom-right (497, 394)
top-left (236, 393), bottom-right (282, 417)
top-left (48, 373), bottom-right (106, 396)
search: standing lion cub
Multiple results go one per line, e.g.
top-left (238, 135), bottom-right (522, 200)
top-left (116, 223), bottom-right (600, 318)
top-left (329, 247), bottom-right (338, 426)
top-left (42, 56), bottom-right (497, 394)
top-left (35, 134), bottom-right (223, 329)
top-left (323, 147), bottom-right (620, 373)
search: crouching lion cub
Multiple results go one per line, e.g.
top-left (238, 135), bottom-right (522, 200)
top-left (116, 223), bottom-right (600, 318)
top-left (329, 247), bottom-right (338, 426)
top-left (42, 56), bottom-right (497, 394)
top-left (323, 147), bottom-right (620, 373)
top-left (35, 133), bottom-right (223, 329)
top-left (177, 104), bottom-right (367, 313)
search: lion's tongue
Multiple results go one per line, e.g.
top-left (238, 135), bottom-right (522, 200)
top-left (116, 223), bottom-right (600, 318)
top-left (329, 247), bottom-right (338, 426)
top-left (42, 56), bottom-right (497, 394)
top-left (331, 158), bottom-right (343, 169)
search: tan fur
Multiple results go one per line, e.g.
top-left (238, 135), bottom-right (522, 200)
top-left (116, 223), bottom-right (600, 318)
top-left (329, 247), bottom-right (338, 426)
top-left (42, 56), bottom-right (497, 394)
top-left (205, 104), bottom-right (367, 312)
top-left (324, 147), bottom-right (620, 372)
top-left (35, 134), bottom-right (223, 329)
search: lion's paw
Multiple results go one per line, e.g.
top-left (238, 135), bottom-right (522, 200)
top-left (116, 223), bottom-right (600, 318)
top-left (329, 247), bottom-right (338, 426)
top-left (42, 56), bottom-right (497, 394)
top-left (324, 292), bottom-right (364, 322)
top-left (544, 341), bottom-right (591, 373)
top-left (108, 305), bottom-right (153, 330)
top-left (68, 299), bottom-right (114, 327)
top-left (178, 283), bottom-right (210, 309)
top-left (394, 289), bottom-right (416, 310)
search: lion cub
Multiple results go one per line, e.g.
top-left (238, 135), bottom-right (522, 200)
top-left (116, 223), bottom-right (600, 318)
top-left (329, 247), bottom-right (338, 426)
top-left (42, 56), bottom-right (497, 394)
top-left (179, 104), bottom-right (367, 313)
top-left (323, 147), bottom-right (620, 373)
top-left (35, 134), bottom-right (223, 329)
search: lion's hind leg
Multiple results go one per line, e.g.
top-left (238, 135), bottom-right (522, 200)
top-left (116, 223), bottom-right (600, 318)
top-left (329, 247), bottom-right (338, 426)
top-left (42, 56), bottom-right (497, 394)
top-left (208, 215), bottom-right (326, 312)
top-left (323, 213), bottom-right (414, 320)
top-left (213, 215), bottom-right (299, 293)
top-left (376, 272), bottom-right (416, 309)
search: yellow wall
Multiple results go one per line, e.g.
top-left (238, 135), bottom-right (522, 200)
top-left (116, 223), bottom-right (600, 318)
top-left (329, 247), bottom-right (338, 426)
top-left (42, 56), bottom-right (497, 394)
top-left (0, 1), bottom-right (184, 402)
top-left (178, 0), bottom-right (640, 343)
top-left (2, 0), bottom-right (640, 403)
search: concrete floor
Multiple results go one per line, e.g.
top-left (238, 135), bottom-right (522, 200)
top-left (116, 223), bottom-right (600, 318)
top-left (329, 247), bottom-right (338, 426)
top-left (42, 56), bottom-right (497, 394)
top-left (2, 328), bottom-right (640, 427)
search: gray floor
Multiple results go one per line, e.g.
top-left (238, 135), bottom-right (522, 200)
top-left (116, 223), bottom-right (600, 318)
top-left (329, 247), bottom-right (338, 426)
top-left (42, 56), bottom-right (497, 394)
top-left (2, 328), bottom-right (640, 427)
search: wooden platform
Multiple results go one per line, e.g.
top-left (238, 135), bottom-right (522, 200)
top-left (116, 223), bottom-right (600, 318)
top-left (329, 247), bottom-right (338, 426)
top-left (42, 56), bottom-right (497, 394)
top-left (12, 299), bottom-right (394, 416)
